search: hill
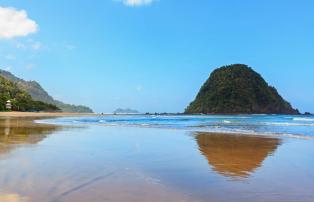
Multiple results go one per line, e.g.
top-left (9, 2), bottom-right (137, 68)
top-left (0, 70), bottom-right (93, 113)
top-left (185, 64), bottom-right (299, 114)
top-left (0, 76), bottom-right (59, 112)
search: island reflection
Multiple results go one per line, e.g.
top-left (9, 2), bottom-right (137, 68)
top-left (195, 132), bottom-right (281, 178)
top-left (0, 117), bottom-right (62, 156)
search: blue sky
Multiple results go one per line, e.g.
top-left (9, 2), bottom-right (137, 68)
top-left (0, 0), bottom-right (313, 113)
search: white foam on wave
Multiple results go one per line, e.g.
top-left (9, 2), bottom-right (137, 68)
top-left (36, 116), bottom-right (314, 140)
top-left (293, 118), bottom-right (314, 122)
top-left (264, 122), bottom-right (314, 126)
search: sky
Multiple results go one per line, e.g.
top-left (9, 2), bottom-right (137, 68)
top-left (0, 0), bottom-right (313, 113)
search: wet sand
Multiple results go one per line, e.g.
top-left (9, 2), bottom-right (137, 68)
top-left (0, 116), bottom-right (313, 202)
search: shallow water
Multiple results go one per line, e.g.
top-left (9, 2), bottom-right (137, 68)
top-left (0, 117), bottom-right (314, 202)
top-left (42, 114), bottom-right (314, 138)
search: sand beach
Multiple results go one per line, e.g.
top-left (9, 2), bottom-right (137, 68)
top-left (0, 114), bottom-right (313, 202)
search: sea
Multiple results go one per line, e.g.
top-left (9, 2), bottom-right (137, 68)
top-left (39, 114), bottom-right (314, 139)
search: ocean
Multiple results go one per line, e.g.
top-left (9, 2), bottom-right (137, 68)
top-left (40, 114), bottom-right (314, 138)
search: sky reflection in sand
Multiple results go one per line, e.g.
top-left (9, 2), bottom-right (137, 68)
top-left (0, 193), bottom-right (28, 202)
top-left (0, 118), bottom-right (313, 202)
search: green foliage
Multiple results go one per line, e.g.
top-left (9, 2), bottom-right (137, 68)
top-left (56, 103), bottom-right (93, 113)
top-left (0, 70), bottom-right (93, 113)
top-left (185, 64), bottom-right (299, 114)
top-left (0, 76), bottom-right (59, 112)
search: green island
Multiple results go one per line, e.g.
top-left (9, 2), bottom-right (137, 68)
top-left (185, 64), bottom-right (299, 114)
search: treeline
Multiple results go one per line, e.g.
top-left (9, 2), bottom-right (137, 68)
top-left (0, 76), bottom-right (59, 112)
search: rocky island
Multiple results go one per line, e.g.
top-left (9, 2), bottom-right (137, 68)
top-left (113, 108), bottom-right (140, 114)
top-left (185, 64), bottom-right (299, 114)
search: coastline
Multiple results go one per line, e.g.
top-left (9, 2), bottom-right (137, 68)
top-left (0, 111), bottom-right (97, 118)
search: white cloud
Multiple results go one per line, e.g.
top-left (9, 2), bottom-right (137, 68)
top-left (5, 54), bottom-right (16, 60)
top-left (15, 41), bottom-right (26, 49)
top-left (25, 63), bottom-right (36, 70)
top-left (136, 85), bottom-right (143, 92)
top-left (31, 41), bottom-right (42, 50)
top-left (3, 66), bottom-right (12, 71)
top-left (118, 0), bottom-right (155, 7)
top-left (65, 44), bottom-right (76, 51)
top-left (0, 6), bottom-right (38, 39)
top-left (13, 39), bottom-right (43, 51)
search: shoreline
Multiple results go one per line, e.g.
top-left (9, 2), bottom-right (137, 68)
top-left (1, 112), bottom-right (313, 141)
top-left (1, 112), bottom-right (311, 118)
top-left (0, 111), bottom-right (97, 118)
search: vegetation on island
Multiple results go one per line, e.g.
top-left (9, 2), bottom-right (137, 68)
top-left (185, 64), bottom-right (300, 114)
top-left (0, 70), bottom-right (93, 113)
top-left (0, 76), bottom-right (59, 112)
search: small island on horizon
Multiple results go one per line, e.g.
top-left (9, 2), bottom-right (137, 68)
top-left (113, 108), bottom-right (140, 114)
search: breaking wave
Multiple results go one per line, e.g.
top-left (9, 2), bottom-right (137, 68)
top-left (37, 114), bottom-right (314, 140)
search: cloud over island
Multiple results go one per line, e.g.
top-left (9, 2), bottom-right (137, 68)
top-left (0, 6), bottom-right (38, 39)
top-left (116, 0), bottom-right (156, 7)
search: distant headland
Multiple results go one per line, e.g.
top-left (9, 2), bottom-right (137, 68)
top-left (0, 69), bottom-right (93, 113)
top-left (185, 64), bottom-right (300, 115)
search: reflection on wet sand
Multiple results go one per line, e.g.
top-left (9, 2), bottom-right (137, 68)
top-left (0, 122), bottom-right (195, 202)
top-left (0, 117), bottom-right (62, 156)
top-left (0, 121), bottom-right (313, 202)
top-left (0, 193), bottom-right (28, 202)
top-left (195, 133), bottom-right (281, 178)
